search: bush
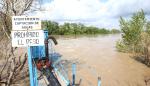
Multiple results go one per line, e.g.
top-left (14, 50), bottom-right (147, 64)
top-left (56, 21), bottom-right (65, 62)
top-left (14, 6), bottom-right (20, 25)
top-left (116, 10), bottom-right (150, 65)
top-left (117, 10), bottom-right (145, 53)
top-left (116, 40), bottom-right (130, 53)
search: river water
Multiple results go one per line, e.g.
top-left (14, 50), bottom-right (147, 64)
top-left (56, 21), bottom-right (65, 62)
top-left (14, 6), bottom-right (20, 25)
top-left (54, 34), bottom-right (150, 86)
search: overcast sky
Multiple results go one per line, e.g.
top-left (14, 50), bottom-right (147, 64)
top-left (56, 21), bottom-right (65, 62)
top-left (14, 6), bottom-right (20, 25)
top-left (34, 0), bottom-right (150, 29)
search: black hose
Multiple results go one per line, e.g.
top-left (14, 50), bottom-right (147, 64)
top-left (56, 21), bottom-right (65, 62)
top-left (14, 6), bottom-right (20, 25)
top-left (45, 36), bottom-right (58, 58)
top-left (48, 36), bottom-right (58, 45)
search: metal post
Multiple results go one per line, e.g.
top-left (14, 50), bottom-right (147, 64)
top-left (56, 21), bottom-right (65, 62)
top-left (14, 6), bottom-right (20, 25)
top-left (27, 47), bottom-right (34, 86)
top-left (27, 47), bottom-right (38, 86)
top-left (33, 64), bottom-right (38, 86)
top-left (98, 77), bottom-right (101, 86)
top-left (72, 63), bottom-right (76, 86)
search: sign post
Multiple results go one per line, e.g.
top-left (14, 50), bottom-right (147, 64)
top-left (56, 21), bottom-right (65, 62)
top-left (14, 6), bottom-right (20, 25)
top-left (11, 16), bottom-right (43, 86)
top-left (27, 47), bottom-right (35, 86)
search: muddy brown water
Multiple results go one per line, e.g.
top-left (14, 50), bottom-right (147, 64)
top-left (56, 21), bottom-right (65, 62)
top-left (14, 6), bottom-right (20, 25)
top-left (54, 34), bottom-right (150, 86)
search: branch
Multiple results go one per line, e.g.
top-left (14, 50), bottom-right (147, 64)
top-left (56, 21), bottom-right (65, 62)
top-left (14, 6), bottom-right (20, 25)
top-left (16, 53), bottom-right (27, 72)
top-left (0, 55), bottom-right (9, 80)
top-left (6, 57), bottom-right (16, 86)
top-left (2, 26), bottom-right (10, 39)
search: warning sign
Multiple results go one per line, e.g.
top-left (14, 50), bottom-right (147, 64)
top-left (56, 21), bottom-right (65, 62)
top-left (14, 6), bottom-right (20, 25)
top-left (12, 16), bottom-right (41, 30)
top-left (11, 30), bottom-right (44, 47)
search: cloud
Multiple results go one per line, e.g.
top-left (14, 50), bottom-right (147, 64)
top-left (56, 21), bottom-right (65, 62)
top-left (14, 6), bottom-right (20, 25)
top-left (34, 0), bottom-right (150, 29)
top-left (107, 0), bottom-right (150, 18)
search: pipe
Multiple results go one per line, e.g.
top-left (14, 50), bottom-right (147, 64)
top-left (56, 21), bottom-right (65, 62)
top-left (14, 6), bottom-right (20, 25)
top-left (27, 47), bottom-right (38, 86)
top-left (98, 77), bottom-right (101, 86)
top-left (48, 36), bottom-right (58, 45)
top-left (45, 36), bottom-right (58, 58)
top-left (72, 63), bottom-right (76, 86)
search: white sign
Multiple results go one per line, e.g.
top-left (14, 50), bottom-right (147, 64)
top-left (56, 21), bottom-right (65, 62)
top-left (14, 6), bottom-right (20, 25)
top-left (12, 16), bottom-right (41, 30)
top-left (11, 30), bottom-right (44, 47)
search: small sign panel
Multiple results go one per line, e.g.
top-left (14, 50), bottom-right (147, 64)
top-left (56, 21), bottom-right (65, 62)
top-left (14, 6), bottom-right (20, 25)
top-left (12, 16), bottom-right (41, 30)
top-left (11, 30), bottom-right (44, 47)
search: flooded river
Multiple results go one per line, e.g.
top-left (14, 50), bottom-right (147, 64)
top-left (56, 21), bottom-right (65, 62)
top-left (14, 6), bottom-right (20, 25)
top-left (54, 34), bottom-right (150, 86)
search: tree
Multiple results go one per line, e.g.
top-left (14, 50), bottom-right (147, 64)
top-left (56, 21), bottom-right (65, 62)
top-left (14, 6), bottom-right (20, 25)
top-left (42, 20), bottom-right (117, 35)
top-left (142, 21), bottom-right (150, 65)
top-left (110, 29), bottom-right (120, 34)
top-left (116, 10), bottom-right (150, 65)
top-left (0, 0), bottom-right (41, 85)
top-left (59, 25), bottom-right (66, 35)
top-left (42, 21), bottom-right (59, 35)
top-left (98, 28), bottom-right (110, 34)
top-left (0, 0), bottom-right (40, 38)
top-left (119, 10), bottom-right (146, 53)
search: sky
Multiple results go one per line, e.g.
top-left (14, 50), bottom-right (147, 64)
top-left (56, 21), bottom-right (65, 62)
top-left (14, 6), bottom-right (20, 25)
top-left (34, 0), bottom-right (150, 29)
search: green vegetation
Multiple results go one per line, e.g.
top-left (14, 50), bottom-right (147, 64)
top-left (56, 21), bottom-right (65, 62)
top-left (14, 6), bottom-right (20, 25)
top-left (110, 29), bottom-right (121, 34)
top-left (116, 10), bottom-right (150, 66)
top-left (42, 21), bottom-right (120, 35)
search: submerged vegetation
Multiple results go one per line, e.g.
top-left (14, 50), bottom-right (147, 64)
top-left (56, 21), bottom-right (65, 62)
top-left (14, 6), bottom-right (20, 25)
top-left (116, 10), bottom-right (150, 66)
top-left (42, 21), bottom-right (120, 35)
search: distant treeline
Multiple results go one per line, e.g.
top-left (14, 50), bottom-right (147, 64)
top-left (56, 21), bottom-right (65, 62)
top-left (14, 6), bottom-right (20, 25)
top-left (42, 21), bottom-right (120, 35)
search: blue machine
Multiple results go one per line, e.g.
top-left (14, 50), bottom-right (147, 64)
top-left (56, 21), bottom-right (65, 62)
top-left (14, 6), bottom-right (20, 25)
top-left (27, 30), bottom-right (61, 86)
top-left (30, 30), bottom-right (48, 59)
top-left (27, 30), bottom-right (48, 86)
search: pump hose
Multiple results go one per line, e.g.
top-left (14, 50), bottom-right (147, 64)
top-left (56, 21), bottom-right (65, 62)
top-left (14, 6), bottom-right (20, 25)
top-left (48, 36), bottom-right (58, 45)
top-left (45, 36), bottom-right (58, 58)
